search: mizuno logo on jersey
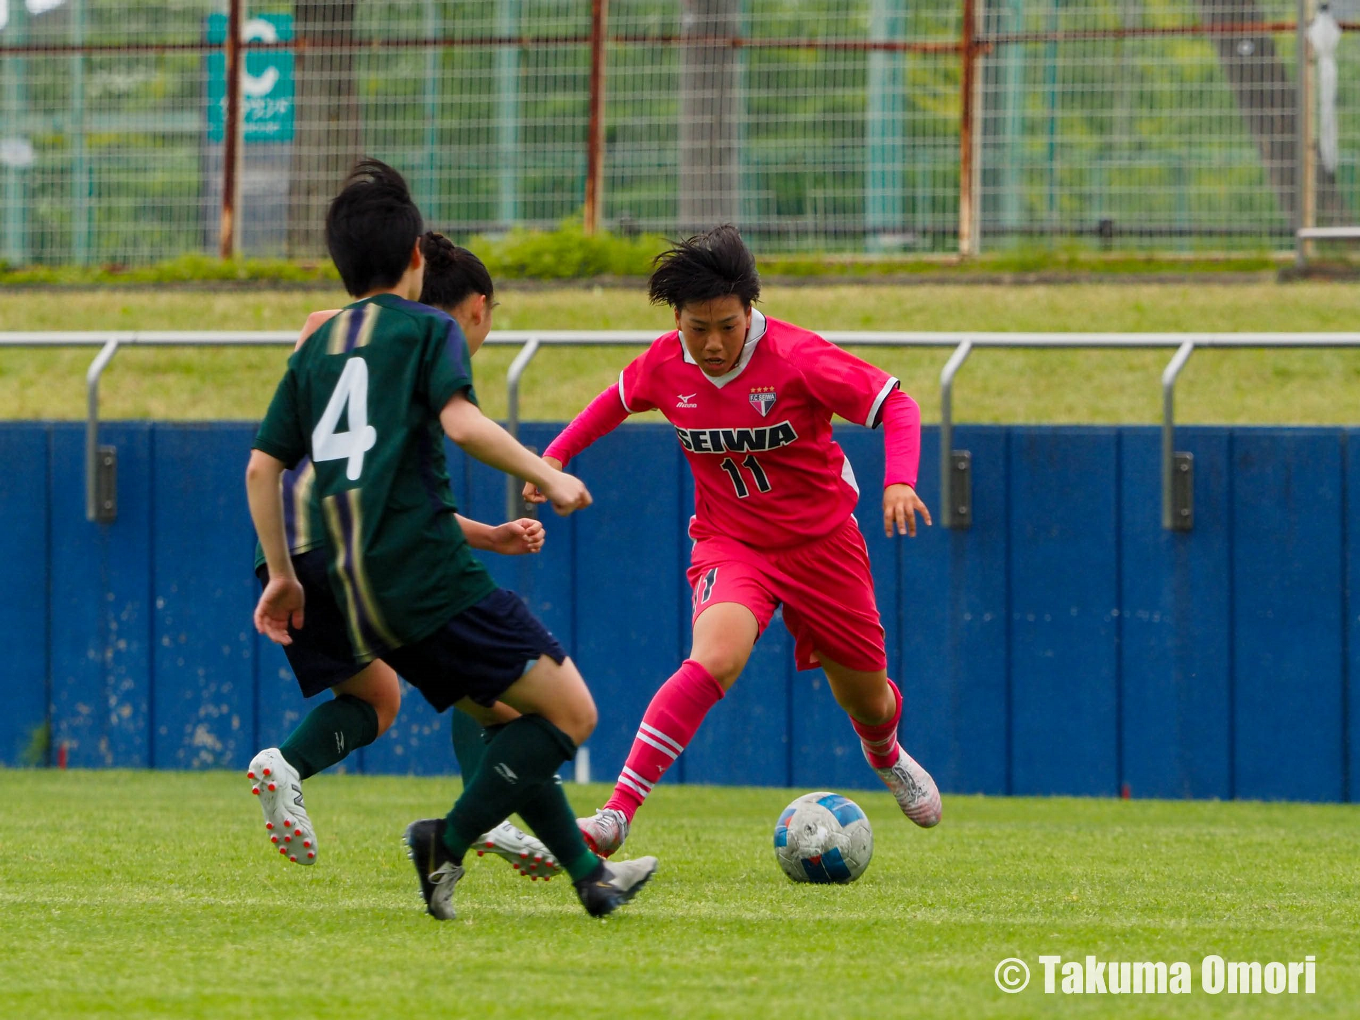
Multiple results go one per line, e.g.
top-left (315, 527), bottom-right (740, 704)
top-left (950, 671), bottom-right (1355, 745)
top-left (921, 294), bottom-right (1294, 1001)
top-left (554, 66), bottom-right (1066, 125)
top-left (673, 420), bottom-right (799, 454)
top-left (676, 393), bottom-right (698, 408)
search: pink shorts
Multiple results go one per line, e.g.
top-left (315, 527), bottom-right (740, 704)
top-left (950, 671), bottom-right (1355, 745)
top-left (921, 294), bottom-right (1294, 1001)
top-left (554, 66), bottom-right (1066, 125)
top-left (686, 516), bottom-right (887, 673)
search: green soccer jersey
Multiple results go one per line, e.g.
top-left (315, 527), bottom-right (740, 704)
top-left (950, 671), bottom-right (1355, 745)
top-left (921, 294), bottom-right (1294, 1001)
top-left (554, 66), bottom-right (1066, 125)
top-left (252, 293), bottom-right (495, 661)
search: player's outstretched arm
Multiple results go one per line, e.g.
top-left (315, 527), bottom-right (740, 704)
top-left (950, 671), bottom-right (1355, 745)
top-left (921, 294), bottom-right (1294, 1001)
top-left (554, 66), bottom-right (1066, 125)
top-left (244, 449), bottom-right (305, 643)
top-left (439, 392), bottom-right (592, 516)
top-left (521, 382), bottom-right (631, 504)
top-left (454, 513), bottom-right (545, 555)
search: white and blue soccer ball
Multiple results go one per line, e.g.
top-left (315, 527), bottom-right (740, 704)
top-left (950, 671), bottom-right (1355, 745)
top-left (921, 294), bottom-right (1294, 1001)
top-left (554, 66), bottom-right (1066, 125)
top-left (773, 791), bottom-right (873, 884)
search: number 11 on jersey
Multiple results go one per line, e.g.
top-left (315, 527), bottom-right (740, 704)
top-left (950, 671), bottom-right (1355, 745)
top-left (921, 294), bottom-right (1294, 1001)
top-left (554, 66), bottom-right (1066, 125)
top-left (313, 357), bottom-right (378, 481)
top-left (719, 455), bottom-right (771, 498)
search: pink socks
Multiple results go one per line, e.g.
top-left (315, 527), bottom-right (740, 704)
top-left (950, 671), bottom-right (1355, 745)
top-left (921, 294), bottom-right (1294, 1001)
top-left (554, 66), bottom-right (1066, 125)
top-left (603, 666), bottom-right (902, 815)
top-left (604, 659), bottom-right (726, 820)
top-left (852, 678), bottom-right (903, 768)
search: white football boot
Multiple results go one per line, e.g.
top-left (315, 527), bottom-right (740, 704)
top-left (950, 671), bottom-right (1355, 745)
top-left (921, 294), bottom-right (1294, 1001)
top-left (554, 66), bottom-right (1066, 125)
top-left (247, 748), bottom-right (318, 864)
top-left (577, 807), bottom-right (630, 858)
top-left (866, 745), bottom-right (943, 828)
top-left (474, 821), bottom-right (560, 880)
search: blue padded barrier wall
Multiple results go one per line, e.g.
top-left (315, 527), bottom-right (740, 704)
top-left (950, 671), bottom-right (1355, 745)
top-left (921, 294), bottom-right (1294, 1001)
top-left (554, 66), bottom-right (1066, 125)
top-left (1119, 428), bottom-right (1233, 800)
top-left (151, 424), bottom-right (259, 769)
top-left (48, 423), bottom-right (154, 768)
top-left (1008, 428), bottom-right (1121, 797)
top-left (0, 424), bottom-right (50, 766)
top-left (1231, 431), bottom-right (1346, 802)
top-left (4, 420), bottom-right (1358, 804)
top-left (1347, 430), bottom-right (1360, 804)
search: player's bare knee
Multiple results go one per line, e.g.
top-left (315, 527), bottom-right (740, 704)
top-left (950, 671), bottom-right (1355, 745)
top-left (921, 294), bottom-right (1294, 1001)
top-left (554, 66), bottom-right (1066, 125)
top-left (531, 658), bottom-right (597, 743)
top-left (371, 695), bottom-right (400, 736)
top-left (691, 645), bottom-right (750, 689)
top-left (355, 683), bottom-right (399, 735)
top-left (567, 686), bottom-right (599, 744)
top-left (691, 604), bottom-right (759, 688)
top-left (334, 666), bottom-right (402, 735)
top-left (842, 690), bottom-right (891, 724)
top-left (371, 680), bottom-right (402, 732)
top-left (845, 701), bottom-right (893, 728)
top-left (485, 701), bottom-right (521, 725)
top-left (573, 701), bottom-right (599, 745)
top-left (821, 657), bottom-right (894, 724)
top-left (708, 659), bottom-right (744, 689)
top-left (549, 698), bottom-right (596, 746)
top-left (831, 683), bottom-right (894, 726)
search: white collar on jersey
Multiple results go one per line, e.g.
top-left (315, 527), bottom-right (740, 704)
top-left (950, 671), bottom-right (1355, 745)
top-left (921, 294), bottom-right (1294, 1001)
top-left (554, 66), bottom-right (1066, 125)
top-left (678, 309), bottom-right (768, 389)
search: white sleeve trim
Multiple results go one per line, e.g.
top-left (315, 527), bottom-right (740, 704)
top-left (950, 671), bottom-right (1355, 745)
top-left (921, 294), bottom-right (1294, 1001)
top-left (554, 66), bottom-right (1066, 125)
top-left (866, 377), bottom-right (900, 428)
top-left (618, 369), bottom-right (636, 413)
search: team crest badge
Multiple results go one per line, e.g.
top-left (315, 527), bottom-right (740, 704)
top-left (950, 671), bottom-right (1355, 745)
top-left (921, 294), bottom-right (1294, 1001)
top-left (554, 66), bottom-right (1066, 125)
top-left (749, 386), bottom-right (776, 417)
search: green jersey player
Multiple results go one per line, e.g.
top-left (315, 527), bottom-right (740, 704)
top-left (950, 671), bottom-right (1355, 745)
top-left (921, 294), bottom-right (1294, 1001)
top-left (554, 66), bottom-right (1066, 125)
top-left (246, 159), bottom-right (657, 919)
top-left (249, 233), bottom-right (559, 881)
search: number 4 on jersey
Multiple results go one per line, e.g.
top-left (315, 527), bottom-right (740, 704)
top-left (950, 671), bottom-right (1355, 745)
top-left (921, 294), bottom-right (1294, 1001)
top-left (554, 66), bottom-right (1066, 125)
top-left (312, 357), bottom-right (377, 481)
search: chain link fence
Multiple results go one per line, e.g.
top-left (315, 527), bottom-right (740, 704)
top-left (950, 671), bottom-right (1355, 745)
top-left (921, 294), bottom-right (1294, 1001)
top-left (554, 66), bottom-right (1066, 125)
top-left (0, 0), bottom-right (1354, 264)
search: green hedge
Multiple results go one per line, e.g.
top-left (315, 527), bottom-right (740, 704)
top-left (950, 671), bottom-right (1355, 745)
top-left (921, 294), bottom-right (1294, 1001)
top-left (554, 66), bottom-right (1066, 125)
top-left (0, 253), bottom-right (342, 287)
top-left (0, 228), bottom-right (1284, 288)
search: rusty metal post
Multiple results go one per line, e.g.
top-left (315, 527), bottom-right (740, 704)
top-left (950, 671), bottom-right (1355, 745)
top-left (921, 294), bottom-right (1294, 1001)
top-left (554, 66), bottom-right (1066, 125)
top-left (958, 0), bottom-right (979, 256)
top-left (678, 1), bottom-right (741, 233)
top-left (219, 0), bottom-right (243, 258)
top-left (583, 0), bottom-right (609, 236)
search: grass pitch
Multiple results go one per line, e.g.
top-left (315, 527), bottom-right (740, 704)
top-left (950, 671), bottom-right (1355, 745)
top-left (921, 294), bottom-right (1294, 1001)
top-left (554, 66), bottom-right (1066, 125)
top-left (5, 283), bottom-right (1360, 425)
top-left (1, 771), bottom-right (1356, 1019)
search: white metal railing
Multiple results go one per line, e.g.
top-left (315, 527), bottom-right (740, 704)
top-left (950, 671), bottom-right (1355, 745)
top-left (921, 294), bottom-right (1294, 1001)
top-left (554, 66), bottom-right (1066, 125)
top-left (5, 329), bottom-right (1360, 530)
top-left (1296, 227), bottom-right (1360, 240)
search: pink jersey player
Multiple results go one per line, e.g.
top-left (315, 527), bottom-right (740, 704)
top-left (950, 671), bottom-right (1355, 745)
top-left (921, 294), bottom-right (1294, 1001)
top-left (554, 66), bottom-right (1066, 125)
top-left (525, 225), bottom-right (943, 858)
top-left (622, 312), bottom-right (899, 550)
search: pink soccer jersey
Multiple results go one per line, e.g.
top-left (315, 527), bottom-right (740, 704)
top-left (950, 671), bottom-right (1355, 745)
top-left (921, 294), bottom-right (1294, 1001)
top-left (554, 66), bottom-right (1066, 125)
top-left (616, 311), bottom-right (899, 549)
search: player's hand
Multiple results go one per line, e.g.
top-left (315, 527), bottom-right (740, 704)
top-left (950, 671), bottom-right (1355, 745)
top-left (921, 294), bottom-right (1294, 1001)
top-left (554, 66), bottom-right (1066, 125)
top-left (490, 518), bottom-right (545, 555)
top-left (884, 483), bottom-right (932, 538)
top-left (522, 456), bottom-right (564, 505)
top-left (541, 470), bottom-right (593, 516)
top-left (254, 575), bottom-right (305, 645)
top-left (519, 456), bottom-right (563, 505)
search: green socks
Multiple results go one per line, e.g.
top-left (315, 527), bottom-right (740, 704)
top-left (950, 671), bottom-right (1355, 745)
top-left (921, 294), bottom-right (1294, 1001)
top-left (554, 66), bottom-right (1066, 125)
top-left (446, 712), bottom-right (600, 881)
top-left (513, 774), bottom-right (601, 882)
top-left (442, 715), bottom-right (582, 862)
top-left (450, 709), bottom-right (489, 778)
top-left (279, 693), bottom-right (379, 780)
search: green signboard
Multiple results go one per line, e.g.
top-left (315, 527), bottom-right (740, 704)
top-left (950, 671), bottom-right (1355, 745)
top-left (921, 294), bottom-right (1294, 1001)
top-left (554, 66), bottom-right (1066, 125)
top-left (207, 13), bottom-right (294, 143)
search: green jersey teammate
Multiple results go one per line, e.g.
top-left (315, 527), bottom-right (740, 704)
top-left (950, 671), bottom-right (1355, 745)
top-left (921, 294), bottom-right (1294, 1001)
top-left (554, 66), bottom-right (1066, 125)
top-left (249, 232), bottom-right (561, 881)
top-left (246, 159), bottom-right (658, 919)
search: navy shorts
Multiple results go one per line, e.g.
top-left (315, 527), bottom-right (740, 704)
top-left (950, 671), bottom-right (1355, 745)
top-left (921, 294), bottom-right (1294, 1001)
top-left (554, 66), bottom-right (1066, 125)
top-left (385, 588), bottom-right (567, 712)
top-left (257, 549), bottom-right (363, 699)
top-left (258, 551), bottom-right (566, 710)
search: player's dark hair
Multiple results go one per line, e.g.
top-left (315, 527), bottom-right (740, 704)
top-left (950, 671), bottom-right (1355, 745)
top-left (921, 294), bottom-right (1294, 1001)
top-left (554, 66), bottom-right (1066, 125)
top-left (325, 158), bottom-right (424, 297)
top-left (418, 232), bottom-right (494, 310)
top-left (647, 224), bottom-right (760, 312)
